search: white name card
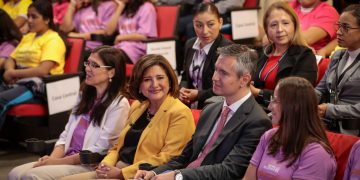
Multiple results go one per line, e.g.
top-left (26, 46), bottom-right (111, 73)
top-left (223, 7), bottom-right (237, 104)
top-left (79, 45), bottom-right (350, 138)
top-left (231, 9), bottom-right (259, 40)
top-left (147, 40), bottom-right (176, 70)
top-left (46, 76), bottom-right (80, 115)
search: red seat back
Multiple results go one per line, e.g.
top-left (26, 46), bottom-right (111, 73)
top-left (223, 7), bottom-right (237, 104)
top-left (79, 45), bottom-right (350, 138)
top-left (326, 131), bottom-right (360, 180)
top-left (317, 58), bottom-right (330, 85)
top-left (64, 38), bottom-right (85, 73)
top-left (191, 109), bottom-right (201, 125)
top-left (244, 0), bottom-right (258, 8)
top-left (155, 6), bottom-right (179, 38)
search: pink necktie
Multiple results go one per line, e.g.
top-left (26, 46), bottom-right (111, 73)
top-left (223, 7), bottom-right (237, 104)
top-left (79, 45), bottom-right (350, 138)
top-left (187, 106), bottom-right (231, 168)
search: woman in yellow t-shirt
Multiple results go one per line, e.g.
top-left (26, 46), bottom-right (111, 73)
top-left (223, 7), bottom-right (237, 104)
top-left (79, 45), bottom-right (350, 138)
top-left (0, 0), bottom-right (66, 127)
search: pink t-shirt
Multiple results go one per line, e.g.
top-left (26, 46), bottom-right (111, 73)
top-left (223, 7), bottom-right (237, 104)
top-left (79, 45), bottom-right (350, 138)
top-left (290, 1), bottom-right (339, 51)
top-left (344, 140), bottom-right (360, 180)
top-left (0, 41), bottom-right (17, 58)
top-left (114, 2), bottom-right (157, 64)
top-left (73, 1), bottom-right (116, 50)
top-left (250, 128), bottom-right (337, 180)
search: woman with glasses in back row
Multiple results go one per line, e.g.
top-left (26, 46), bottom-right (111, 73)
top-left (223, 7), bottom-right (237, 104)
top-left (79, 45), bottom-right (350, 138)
top-left (316, 4), bottom-right (360, 136)
top-left (179, 2), bottom-right (233, 109)
top-left (8, 46), bottom-right (130, 179)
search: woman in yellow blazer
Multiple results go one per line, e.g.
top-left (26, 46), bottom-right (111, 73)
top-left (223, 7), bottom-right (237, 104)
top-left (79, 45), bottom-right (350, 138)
top-left (62, 54), bottom-right (195, 180)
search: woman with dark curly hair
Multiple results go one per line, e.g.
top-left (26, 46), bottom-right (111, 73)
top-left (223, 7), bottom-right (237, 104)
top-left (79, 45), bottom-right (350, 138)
top-left (104, 0), bottom-right (157, 64)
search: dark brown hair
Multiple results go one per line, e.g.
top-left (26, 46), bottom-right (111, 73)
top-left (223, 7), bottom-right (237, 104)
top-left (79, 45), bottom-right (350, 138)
top-left (193, 2), bottom-right (221, 20)
top-left (129, 54), bottom-right (179, 101)
top-left (343, 4), bottom-right (360, 26)
top-left (268, 77), bottom-right (333, 167)
top-left (123, 0), bottom-right (148, 18)
top-left (75, 46), bottom-right (127, 126)
top-left (0, 9), bottom-right (22, 43)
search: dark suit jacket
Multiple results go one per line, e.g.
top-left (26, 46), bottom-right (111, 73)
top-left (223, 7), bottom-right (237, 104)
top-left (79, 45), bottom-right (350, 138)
top-left (253, 45), bottom-right (317, 106)
top-left (152, 96), bottom-right (272, 179)
top-left (180, 34), bottom-right (233, 109)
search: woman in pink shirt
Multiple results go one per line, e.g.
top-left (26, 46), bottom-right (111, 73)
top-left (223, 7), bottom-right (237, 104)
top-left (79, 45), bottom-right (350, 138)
top-left (60, 0), bottom-right (116, 50)
top-left (243, 77), bottom-right (337, 180)
top-left (105, 0), bottom-right (157, 64)
top-left (290, 0), bottom-right (339, 57)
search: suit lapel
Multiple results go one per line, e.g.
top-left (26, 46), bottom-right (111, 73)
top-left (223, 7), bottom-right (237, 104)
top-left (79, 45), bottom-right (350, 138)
top-left (193, 104), bottom-right (222, 155)
top-left (208, 97), bottom-right (255, 153)
top-left (202, 35), bottom-right (222, 78)
top-left (338, 52), bottom-right (360, 90)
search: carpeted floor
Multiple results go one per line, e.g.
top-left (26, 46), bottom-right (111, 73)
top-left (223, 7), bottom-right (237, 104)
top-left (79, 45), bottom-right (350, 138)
top-left (0, 140), bottom-right (38, 179)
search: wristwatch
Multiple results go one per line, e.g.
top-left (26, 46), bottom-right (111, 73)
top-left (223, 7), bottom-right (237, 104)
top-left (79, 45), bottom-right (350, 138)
top-left (258, 89), bottom-right (264, 98)
top-left (174, 170), bottom-right (183, 180)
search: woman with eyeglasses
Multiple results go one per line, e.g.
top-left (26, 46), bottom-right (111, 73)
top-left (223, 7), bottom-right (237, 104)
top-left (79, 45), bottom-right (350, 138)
top-left (251, 1), bottom-right (317, 108)
top-left (61, 54), bottom-right (195, 180)
top-left (243, 77), bottom-right (336, 180)
top-left (316, 4), bottom-right (360, 136)
top-left (179, 2), bottom-right (233, 109)
top-left (8, 46), bottom-right (130, 179)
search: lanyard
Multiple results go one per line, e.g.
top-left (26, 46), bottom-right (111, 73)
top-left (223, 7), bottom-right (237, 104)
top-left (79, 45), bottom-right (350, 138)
top-left (258, 52), bottom-right (287, 81)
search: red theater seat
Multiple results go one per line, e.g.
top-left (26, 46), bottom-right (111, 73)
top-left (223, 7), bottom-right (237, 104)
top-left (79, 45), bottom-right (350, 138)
top-left (126, 5), bottom-right (179, 77)
top-left (4, 38), bottom-right (85, 140)
top-left (191, 109), bottom-right (201, 125)
top-left (326, 131), bottom-right (360, 180)
top-left (317, 58), bottom-right (330, 85)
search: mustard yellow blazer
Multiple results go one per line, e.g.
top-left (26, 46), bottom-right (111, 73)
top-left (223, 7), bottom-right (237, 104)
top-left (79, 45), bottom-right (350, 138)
top-left (102, 95), bottom-right (195, 179)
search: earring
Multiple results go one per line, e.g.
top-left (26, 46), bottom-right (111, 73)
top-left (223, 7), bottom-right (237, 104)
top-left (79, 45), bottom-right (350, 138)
top-left (109, 78), bottom-right (112, 82)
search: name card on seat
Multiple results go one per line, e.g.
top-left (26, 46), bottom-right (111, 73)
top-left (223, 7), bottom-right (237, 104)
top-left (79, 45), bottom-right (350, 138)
top-left (146, 40), bottom-right (176, 70)
top-left (46, 76), bottom-right (80, 115)
top-left (231, 9), bottom-right (259, 40)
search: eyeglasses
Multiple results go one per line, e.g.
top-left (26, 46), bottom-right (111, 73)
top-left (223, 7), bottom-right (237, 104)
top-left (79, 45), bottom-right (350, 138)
top-left (334, 22), bottom-right (360, 33)
top-left (270, 95), bottom-right (280, 104)
top-left (84, 61), bottom-right (112, 69)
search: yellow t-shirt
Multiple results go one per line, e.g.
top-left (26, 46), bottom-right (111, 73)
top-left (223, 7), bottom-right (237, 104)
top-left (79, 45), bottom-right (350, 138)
top-left (2, 0), bottom-right (32, 20)
top-left (10, 29), bottom-right (66, 75)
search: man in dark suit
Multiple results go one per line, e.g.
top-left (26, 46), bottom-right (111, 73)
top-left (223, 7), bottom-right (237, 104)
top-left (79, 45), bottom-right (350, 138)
top-left (134, 44), bottom-right (272, 180)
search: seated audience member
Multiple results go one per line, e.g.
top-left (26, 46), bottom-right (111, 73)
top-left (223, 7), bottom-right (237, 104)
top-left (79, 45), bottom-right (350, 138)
top-left (316, 4), bottom-right (360, 136)
top-left (0, 0), bottom-right (66, 127)
top-left (135, 44), bottom-right (272, 180)
top-left (0, 9), bottom-right (22, 68)
top-left (344, 140), bottom-right (360, 180)
top-left (104, 0), bottom-right (157, 64)
top-left (179, 2), bottom-right (233, 109)
top-left (53, 0), bottom-right (70, 26)
top-left (61, 54), bottom-right (195, 180)
top-left (8, 46), bottom-right (130, 179)
top-left (243, 77), bottom-right (337, 180)
top-left (60, 0), bottom-right (116, 51)
top-left (290, 0), bottom-right (339, 57)
top-left (251, 1), bottom-right (317, 108)
top-left (2, 0), bottom-right (32, 33)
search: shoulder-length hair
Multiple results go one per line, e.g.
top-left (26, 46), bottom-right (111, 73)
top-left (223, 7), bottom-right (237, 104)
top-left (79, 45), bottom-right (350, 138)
top-left (0, 9), bottom-right (22, 43)
top-left (268, 77), bottom-right (333, 167)
top-left (123, 0), bottom-right (148, 18)
top-left (75, 46), bottom-right (127, 126)
top-left (263, 1), bottom-right (308, 55)
top-left (129, 54), bottom-right (179, 101)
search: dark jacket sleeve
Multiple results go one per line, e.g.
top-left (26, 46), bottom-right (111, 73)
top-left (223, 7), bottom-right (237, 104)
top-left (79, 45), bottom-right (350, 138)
top-left (152, 136), bottom-right (194, 174)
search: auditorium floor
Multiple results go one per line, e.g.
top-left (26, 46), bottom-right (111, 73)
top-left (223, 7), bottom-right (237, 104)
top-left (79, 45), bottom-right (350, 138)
top-left (0, 139), bottom-right (38, 179)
